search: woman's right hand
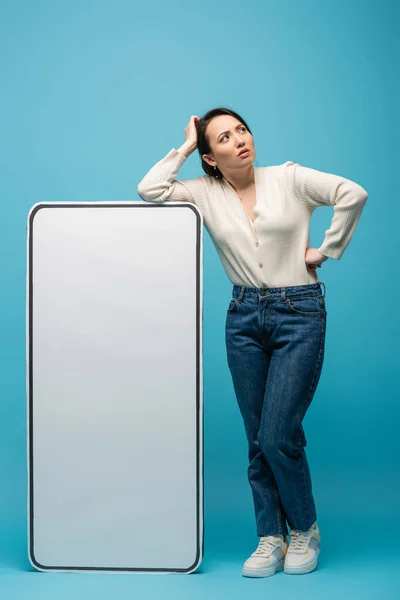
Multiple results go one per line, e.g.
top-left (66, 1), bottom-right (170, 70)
top-left (184, 115), bottom-right (200, 148)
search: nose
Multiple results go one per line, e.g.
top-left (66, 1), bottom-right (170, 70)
top-left (236, 135), bottom-right (245, 147)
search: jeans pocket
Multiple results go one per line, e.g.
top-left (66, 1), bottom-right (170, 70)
top-left (227, 299), bottom-right (238, 312)
top-left (286, 295), bottom-right (326, 317)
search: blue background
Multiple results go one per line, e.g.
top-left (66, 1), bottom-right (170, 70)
top-left (1, 0), bottom-right (399, 598)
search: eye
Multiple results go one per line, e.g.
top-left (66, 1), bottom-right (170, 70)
top-left (220, 127), bottom-right (246, 142)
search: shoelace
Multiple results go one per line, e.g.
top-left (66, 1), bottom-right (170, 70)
top-left (253, 536), bottom-right (283, 556)
top-left (289, 529), bottom-right (312, 554)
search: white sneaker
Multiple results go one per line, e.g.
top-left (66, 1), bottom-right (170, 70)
top-left (242, 534), bottom-right (288, 578)
top-left (284, 522), bottom-right (320, 575)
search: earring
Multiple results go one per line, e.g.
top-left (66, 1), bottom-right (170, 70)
top-left (213, 165), bottom-right (217, 170)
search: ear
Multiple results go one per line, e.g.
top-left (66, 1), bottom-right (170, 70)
top-left (202, 154), bottom-right (216, 168)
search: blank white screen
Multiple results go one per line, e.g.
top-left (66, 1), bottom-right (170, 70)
top-left (28, 203), bottom-right (203, 572)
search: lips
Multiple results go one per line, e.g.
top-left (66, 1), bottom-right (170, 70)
top-left (238, 148), bottom-right (250, 157)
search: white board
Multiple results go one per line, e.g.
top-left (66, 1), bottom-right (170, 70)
top-left (26, 202), bottom-right (203, 573)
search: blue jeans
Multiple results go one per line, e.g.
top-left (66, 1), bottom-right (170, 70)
top-left (225, 282), bottom-right (327, 537)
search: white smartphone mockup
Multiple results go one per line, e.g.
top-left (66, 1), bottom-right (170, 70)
top-left (26, 202), bottom-right (203, 573)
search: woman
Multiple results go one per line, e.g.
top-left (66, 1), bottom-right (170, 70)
top-left (137, 107), bottom-right (368, 577)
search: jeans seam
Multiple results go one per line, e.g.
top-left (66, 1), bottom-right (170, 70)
top-left (273, 482), bottom-right (283, 534)
top-left (295, 328), bottom-right (324, 527)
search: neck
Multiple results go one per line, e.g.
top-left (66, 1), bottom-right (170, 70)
top-left (221, 164), bottom-right (255, 192)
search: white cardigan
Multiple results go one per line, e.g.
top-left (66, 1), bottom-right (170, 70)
top-left (137, 149), bottom-right (368, 288)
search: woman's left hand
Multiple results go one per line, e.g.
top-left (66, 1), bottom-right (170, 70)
top-left (305, 248), bottom-right (329, 270)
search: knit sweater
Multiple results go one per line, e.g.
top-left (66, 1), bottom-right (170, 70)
top-left (137, 149), bottom-right (368, 288)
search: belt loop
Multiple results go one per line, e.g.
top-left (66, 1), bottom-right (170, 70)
top-left (280, 289), bottom-right (286, 302)
top-left (239, 286), bottom-right (246, 301)
top-left (319, 281), bottom-right (326, 298)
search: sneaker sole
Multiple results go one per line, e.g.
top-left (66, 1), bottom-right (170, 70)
top-left (283, 547), bottom-right (320, 575)
top-left (242, 558), bottom-right (285, 578)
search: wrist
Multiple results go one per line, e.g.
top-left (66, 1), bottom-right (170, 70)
top-left (178, 140), bottom-right (197, 158)
top-left (318, 249), bottom-right (330, 261)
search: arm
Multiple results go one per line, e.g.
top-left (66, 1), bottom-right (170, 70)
top-left (137, 146), bottom-right (199, 203)
top-left (137, 117), bottom-right (200, 203)
top-left (284, 161), bottom-right (368, 260)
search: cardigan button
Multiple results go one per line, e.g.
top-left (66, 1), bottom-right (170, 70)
top-left (259, 263), bottom-right (263, 268)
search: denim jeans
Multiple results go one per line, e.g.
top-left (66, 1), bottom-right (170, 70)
top-left (225, 282), bottom-right (327, 537)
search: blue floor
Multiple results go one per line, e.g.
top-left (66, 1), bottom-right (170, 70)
top-left (1, 513), bottom-right (398, 600)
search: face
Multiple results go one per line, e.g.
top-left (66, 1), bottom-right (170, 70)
top-left (202, 114), bottom-right (256, 173)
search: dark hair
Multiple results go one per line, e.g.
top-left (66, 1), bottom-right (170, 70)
top-left (195, 107), bottom-right (253, 179)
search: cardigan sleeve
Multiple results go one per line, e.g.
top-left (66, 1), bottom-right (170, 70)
top-left (283, 161), bottom-right (368, 260)
top-left (137, 148), bottom-right (206, 204)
